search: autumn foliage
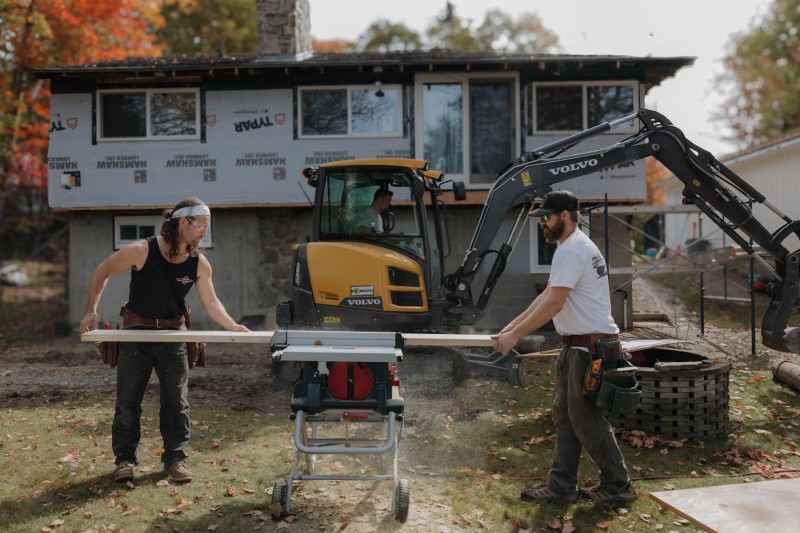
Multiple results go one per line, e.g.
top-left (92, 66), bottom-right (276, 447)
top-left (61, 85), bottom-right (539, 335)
top-left (0, 0), bottom-right (164, 209)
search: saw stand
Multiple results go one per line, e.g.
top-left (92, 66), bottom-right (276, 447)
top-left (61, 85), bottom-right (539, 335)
top-left (269, 330), bottom-right (410, 522)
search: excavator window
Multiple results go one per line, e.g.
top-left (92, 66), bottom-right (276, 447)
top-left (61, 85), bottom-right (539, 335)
top-left (319, 168), bottom-right (426, 260)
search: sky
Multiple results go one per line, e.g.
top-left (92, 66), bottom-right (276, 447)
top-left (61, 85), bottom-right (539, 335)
top-left (309, 0), bottom-right (772, 156)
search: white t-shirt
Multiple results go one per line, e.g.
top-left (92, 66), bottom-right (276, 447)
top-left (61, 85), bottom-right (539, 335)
top-left (548, 228), bottom-right (619, 336)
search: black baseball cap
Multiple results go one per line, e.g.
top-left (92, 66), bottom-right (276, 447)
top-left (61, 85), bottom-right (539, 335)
top-left (529, 190), bottom-right (579, 217)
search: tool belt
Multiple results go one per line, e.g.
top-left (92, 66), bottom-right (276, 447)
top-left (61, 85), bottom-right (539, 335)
top-left (562, 333), bottom-right (619, 353)
top-left (121, 307), bottom-right (186, 330)
top-left (96, 306), bottom-right (206, 369)
top-left (577, 336), bottom-right (641, 415)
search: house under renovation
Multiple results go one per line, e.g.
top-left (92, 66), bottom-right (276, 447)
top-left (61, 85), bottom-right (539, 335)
top-left (34, 0), bottom-right (694, 330)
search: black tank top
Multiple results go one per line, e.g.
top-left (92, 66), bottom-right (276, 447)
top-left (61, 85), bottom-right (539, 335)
top-left (126, 236), bottom-right (199, 319)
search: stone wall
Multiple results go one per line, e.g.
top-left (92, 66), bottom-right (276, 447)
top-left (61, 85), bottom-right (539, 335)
top-left (258, 207), bottom-right (313, 327)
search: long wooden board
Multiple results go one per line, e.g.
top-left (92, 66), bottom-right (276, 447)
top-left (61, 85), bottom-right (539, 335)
top-left (81, 330), bottom-right (681, 352)
top-left (650, 478), bottom-right (800, 532)
top-left (81, 330), bottom-right (271, 344)
top-left (80, 330), bottom-right (496, 347)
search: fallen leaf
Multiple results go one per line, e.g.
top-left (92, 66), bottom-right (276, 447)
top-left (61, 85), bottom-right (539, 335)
top-left (596, 520), bottom-right (610, 529)
top-left (547, 516), bottom-right (562, 529)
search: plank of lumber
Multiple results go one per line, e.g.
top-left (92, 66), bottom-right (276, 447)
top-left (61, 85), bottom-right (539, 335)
top-left (650, 478), bottom-right (800, 533)
top-left (81, 330), bottom-right (271, 344)
top-left (80, 331), bottom-right (679, 352)
top-left (81, 330), bottom-right (496, 347)
top-left (401, 333), bottom-right (495, 347)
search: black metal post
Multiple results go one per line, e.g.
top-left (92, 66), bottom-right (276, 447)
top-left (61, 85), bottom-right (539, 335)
top-left (603, 193), bottom-right (609, 270)
top-left (749, 200), bottom-right (756, 356)
top-left (700, 271), bottom-right (705, 337)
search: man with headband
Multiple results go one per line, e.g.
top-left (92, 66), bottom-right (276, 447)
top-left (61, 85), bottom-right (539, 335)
top-left (79, 197), bottom-right (250, 484)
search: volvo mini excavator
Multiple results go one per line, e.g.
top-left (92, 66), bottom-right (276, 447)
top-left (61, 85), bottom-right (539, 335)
top-left (277, 108), bottom-right (800, 382)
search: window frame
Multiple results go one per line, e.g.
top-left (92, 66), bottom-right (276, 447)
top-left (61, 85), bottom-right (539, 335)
top-left (532, 81), bottom-right (640, 135)
top-left (97, 87), bottom-right (201, 142)
top-left (528, 222), bottom-right (557, 274)
top-left (413, 72), bottom-right (520, 186)
top-left (113, 215), bottom-right (213, 250)
top-left (297, 84), bottom-right (404, 139)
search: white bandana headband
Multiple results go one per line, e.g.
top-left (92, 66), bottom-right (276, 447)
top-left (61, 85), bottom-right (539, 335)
top-left (171, 204), bottom-right (211, 219)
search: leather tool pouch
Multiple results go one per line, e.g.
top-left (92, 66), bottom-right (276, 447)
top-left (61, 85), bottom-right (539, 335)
top-left (596, 338), bottom-right (623, 365)
top-left (593, 339), bottom-right (641, 413)
top-left (596, 360), bottom-right (641, 414)
top-left (96, 341), bottom-right (120, 368)
top-left (186, 341), bottom-right (206, 369)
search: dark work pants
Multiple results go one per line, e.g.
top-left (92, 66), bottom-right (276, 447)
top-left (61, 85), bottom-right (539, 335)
top-left (112, 342), bottom-right (189, 467)
top-left (546, 347), bottom-right (631, 494)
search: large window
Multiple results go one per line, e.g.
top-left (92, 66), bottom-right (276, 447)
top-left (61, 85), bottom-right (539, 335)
top-left (97, 88), bottom-right (200, 141)
top-left (416, 74), bottom-right (518, 186)
top-left (533, 82), bottom-right (638, 133)
top-left (299, 85), bottom-right (402, 138)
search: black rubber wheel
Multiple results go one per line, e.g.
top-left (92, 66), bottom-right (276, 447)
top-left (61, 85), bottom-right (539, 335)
top-left (394, 478), bottom-right (411, 522)
top-left (271, 479), bottom-right (288, 521)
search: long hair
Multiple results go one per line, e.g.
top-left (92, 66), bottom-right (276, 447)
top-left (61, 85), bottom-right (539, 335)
top-left (161, 197), bottom-right (204, 258)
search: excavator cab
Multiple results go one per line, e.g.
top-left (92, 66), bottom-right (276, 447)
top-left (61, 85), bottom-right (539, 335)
top-left (277, 159), bottom-right (453, 331)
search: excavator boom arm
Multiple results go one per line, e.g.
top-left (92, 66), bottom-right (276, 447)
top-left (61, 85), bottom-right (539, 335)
top-left (446, 108), bottom-right (800, 352)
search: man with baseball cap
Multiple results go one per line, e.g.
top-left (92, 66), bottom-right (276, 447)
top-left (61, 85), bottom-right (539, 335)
top-left (493, 189), bottom-right (635, 504)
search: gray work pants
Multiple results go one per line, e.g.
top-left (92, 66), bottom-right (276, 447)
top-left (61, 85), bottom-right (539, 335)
top-left (112, 341), bottom-right (190, 467)
top-left (546, 347), bottom-right (631, 494)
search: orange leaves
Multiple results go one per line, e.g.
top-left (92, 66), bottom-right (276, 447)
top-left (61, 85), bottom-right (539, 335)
top-left (618, 429), bottom-right (688, 450)
top-left (1, 0), bottom-right (165, 194)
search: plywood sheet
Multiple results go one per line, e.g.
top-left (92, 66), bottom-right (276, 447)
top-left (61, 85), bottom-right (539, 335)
top-left (519, 339), bottom-right (684, 358)
top-left (650, 478), bottom-right (800, 533)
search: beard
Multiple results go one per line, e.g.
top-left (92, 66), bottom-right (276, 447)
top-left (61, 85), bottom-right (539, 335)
top-left (542, 217), bottom-right (566, 243)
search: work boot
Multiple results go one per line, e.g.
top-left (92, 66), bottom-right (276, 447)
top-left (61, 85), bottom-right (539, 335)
top-left (113, 461), bottom-right (135, 482)
top-left (520, 484), bottom-right (578, 503)
top-left (165, 460), bottom-right (192, 483)
top-left (580, 482), bottom-right (638, 503)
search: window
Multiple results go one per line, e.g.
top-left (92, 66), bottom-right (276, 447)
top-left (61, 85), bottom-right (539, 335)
top-left (114, 215), bottom-right (213, 250)
top-left (470, 82), bottom-right (514, 183)
top-left (299, 85), bottom-right (402, 138)
top-left (319, 168), bottom-right (424, 259)
top-left (533, 82), bottom-right (638, 133)
top-left (97, 88), bottom-right (200, 141)
top-left (415, 74), bottom-right (518, 186)
top-left (529, 223), bottom-right (557, 274)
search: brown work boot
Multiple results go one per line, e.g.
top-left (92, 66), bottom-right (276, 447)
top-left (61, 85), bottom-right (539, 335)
top-left (113, 461), bottom-right (135, 482)
top-left (165, 460), bottom-right (192, 483)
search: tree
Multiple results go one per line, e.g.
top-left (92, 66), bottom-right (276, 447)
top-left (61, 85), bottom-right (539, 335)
top-left (718, 0), bottom-right (800, 147)
top-left (357, 20), bottom-right (423, 52)
top-left (425, 2), bottom-right (560, 53)
top-left (157, 0), bottom-right (258, 56)
top-left (0, 0), bottom-right (163, 258)
top-left (474, 9), bottom-right (560, 54)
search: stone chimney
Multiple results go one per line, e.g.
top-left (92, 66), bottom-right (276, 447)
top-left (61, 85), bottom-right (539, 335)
top-left (256, 0), bottom-right (312, 60)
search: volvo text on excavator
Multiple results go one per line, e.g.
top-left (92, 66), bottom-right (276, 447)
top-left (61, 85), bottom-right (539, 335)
top-left (277, 108), bottom-right (800, 355)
